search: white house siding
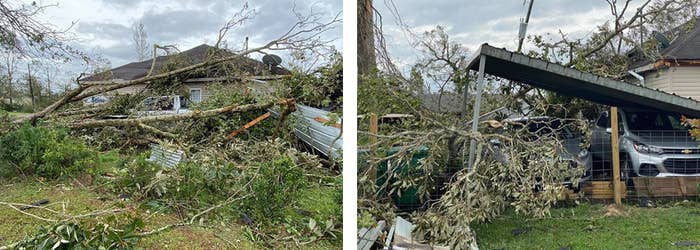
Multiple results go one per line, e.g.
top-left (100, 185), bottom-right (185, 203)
top-left (185, 83), bottom-right (209, 101)
top-left (643, 67), bottom-right (672, 92)
top-left (642, 66), bottom-right (700, 101)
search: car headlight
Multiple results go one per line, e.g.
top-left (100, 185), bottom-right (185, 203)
top-left (633, 142), bottom-right (663, 154)
top-left (578, 149), bottom-right (589, 158)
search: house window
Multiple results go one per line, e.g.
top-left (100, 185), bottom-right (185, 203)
top-left (190, 89), bottom-right (202, 103)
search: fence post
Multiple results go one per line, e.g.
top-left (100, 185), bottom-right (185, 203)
top-left (611, 106), bottom-right (622, 205)
top-left (369, 113), bottom-right (379, 182)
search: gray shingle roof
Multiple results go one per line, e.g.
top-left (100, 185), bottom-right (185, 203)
top-left (630, 20), bottom-right (700, 69)
top-left (82, 44), bottom-right (291, 82)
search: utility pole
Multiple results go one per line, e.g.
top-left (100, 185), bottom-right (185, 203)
top-left (517, 0), bottom-right (535, 53)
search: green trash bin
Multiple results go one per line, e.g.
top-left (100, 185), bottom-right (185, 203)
top-left (375, 146), bottom-right (429, 210)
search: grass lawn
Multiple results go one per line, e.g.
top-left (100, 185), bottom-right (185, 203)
top-left (472, 201), bottom-right (700, 249)
top-left (0, 179), bottom-right (340, 249)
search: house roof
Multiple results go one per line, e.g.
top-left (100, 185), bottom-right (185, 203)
top-left (656, 21), bottom-right (700, 61)
top-left (82, 44), bottom-right (291, 82)
top-left (629, 20), bottom-right (700, 70)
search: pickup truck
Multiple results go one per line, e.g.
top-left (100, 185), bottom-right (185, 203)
top-left (103, 95), bottom-right (190, 119)
top-left (135, 95), bottom-right (190, 116)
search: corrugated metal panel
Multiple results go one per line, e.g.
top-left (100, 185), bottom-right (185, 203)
top-left (271, 104), bottom-right (343, 160)
top-left (291, 105), bottom-right (343, 160)
top-left (147, 144), bottom-right (185, 168)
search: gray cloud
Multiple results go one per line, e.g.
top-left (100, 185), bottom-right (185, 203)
top-left (76, 22), bottom-right (131, 41)
top-left (34, 0), bottom-right (340, 88)
top-left (375, 0), bottom-right (620, 71)
top-left (139, 8), bottom-right (225, 42)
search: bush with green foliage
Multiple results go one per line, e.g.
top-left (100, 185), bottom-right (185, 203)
top-left (0, 124), bottom-right (100, 179)
top-left (241, 156), bottom-right (307, 224)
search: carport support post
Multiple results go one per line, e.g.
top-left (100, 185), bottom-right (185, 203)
top-left (611, 106), bottom-right (622, 205)
top-left (467, 55), bottom-right (486, 171)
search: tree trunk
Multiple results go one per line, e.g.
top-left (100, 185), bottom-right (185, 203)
top-left (27, 63), bottom-right (36, 112)
top-left (69, 99), bottom-right (283, 128)
top-left (358, 0), bottom-right (376, 77)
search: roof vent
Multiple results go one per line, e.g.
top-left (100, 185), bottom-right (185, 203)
top-left (652, 31), bottom-right (671, 51)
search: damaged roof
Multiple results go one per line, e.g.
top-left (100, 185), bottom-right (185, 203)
top-left (629, 20), bottom-right (700, 70)
top-left (468, 44), bottom-right (700, 117)
top-left (82, 44), bottom-right (291, 82)
top-left (655, 21), bottom-right (700, 60)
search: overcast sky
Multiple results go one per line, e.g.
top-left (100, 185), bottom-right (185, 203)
top-left (375, 0), bottom-right (643, 71)
top-left (28, 0), bottom-right (341, 87)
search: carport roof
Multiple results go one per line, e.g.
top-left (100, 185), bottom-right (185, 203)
top-left (467, 43), bottom-right (700, 117)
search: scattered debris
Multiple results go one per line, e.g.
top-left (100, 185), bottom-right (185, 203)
top-left (117, 193), bottom-right (131, 201)
top-left (637, 198), bottom-right (654, 208)
top-left (146, 143), bottom-right (184, 168)
top-left (358, 220), bottom-right (386, 250)
top-left (295, 208), bottom-right (311, 217)
top-left (19, 199), bottom-right (49, 210)
top-left (390, 217), bottom-right (454, 250)
top-left (239, 213), bottom-right (253, 226)
top-left (511, 227), bottom-right (531, 236)
top-left (674, 241), bottom-right (698, 247)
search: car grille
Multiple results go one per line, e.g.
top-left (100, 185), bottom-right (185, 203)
top-left (662, 159), bottom-right (700, 174)
top-left (662, 148), bottom-right (700, 154)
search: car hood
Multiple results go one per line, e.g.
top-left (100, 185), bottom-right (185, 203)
top-left (627, 130), bottom-right (699, 148)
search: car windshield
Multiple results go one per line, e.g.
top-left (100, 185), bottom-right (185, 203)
top-left (624, 110), bottom-right (687, 131)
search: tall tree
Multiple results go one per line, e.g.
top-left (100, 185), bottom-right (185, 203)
top-left (26, 62), bottom-right (35, 111)
top-left (132, 22), bottom-right (150, 61)
top-left (0, 1), bottom-right (83, 60)
top-left (358, 0), bottom-right (376, 77)
top-left (3, 50), bottom-right (16, 105)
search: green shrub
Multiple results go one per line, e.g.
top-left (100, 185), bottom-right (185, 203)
top-left (242, 156), bottom-right (307, 224)
top-left (0, 124), bottom-right (99, 179)
top-left (112, 153), bottom-right (163, 197)
top-left (166, 160), bottom-right (241, 206)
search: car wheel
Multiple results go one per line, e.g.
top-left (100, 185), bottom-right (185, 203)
top-left (621, 157), bottom-right (636, 189)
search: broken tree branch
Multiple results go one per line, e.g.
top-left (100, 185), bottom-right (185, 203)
top-left (226, 112), bottom-right (271, 140)
top-left (69, 99), bottom-right (289, 128)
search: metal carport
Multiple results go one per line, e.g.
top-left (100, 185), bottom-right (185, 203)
top-left (465, 44), bottom-right (700, 204)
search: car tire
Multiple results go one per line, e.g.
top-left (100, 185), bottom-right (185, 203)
top-left (621, 156), bottom-right (636, 189)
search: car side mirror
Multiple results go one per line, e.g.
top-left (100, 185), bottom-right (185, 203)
top-left (605, 127), bottom-right (624, 135)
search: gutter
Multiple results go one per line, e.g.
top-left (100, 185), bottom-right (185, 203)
top-left (628, 70), bottom-right (645, 87)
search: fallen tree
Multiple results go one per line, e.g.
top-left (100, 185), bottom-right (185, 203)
top-left (69, 99), bottom-right (287, 128)
top-left (0, 2), bottom-right (342, 249)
